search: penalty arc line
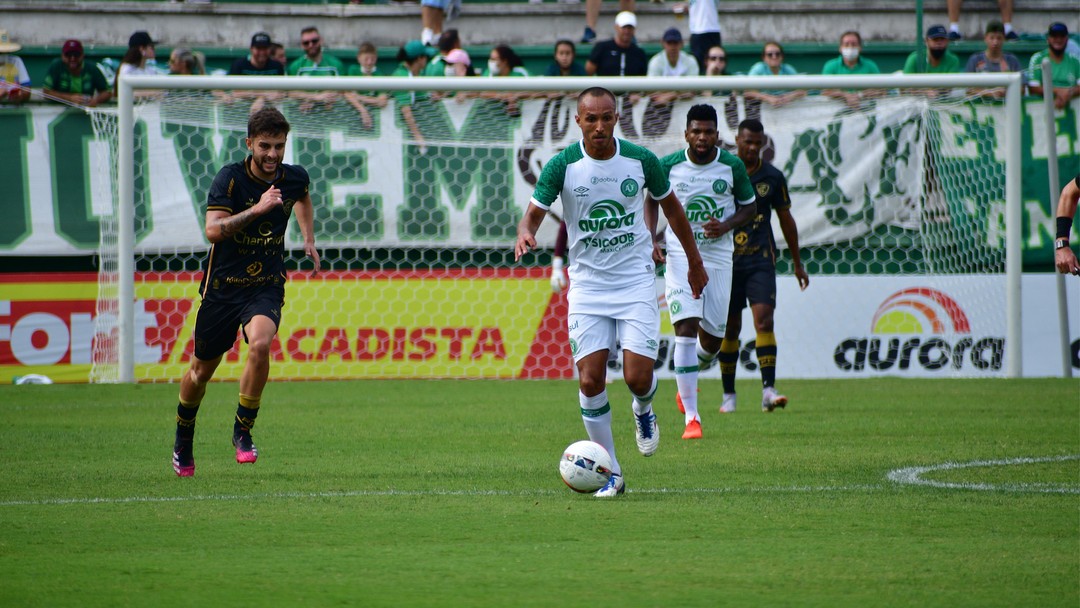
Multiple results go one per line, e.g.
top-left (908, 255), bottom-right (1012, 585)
top-left (886, 454), bottom-right (1080, 494)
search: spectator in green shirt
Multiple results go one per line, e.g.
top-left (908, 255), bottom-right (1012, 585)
top-left (344, 42), bottom-right (388, 129)
top-left (289, 26), bottom-right (347, 112)
top-left (288, 26), bottom-right (346, 77)
top-left (392, 40), bottom-right (436, 152)
top-left (42, 39), bottom-right (112, 107)
top-left (903, 25), bottom-right (961, 100)
top-left (1028, 22), bottom-right (1080, 110)
top-left (423, 29), bottom-right (461, 77)
top-left (903, 25), bottom-right (961, 75)
top-left (821, 30), bottom-right (882, 110)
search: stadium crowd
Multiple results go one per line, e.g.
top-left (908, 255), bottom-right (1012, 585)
top-left (0, 11), bottom-right (1077, 109)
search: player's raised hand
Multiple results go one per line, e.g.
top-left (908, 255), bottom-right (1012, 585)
top-left (259, 186), bottom-right (284, 212)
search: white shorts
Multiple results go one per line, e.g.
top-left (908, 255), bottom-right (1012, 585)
top-left (567, 282), bottom-right (660, 362)
top-left (664, 257), bottom-right (732, 337)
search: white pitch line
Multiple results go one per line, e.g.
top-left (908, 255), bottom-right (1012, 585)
top-left (886, 454), bottom-right (1080, 494)
top-left (3, 456), bottom-right (1077, 507)
top-left (0, 484), bottom-right (887, 507)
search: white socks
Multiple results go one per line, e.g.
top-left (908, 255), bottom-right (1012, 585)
top-left (631, 375), bottom-right (658, 416)
top-left (674, 336), bottom-right (699, 424)
top-left (580, 390), bottom-right (620, 475)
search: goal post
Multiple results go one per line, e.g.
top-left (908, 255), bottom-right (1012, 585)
top-left (103, 72), bottom-right (1025, 383)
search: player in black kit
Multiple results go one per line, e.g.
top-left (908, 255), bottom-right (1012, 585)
top-left (715, 119), bottom-right (809, 414)
top-left (172, 107), bottom-right (319, 477)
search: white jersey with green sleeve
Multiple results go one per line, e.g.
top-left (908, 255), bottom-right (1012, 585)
top-left (530, 138), bottom-right (673, 292)
top-left (660, 147), bottom-right (755, 269)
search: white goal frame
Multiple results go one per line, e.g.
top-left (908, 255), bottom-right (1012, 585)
top-left (116, 72), bottom-right (1024, 382)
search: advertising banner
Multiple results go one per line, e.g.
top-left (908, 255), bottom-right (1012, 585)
top-left (2, 272), bottom-right (1075, 383)
top-left (0, 270), bottom-right (574, 383)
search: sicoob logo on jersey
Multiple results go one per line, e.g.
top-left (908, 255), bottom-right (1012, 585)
top-left (578, 200), bottom-right (636, 254)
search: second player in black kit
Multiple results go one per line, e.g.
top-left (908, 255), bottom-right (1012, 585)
top-left (718, 119), bottom-right (808, 414)
top-left (172, 107), bottom-right (319, 478)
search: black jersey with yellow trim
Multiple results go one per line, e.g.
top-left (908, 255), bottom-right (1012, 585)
top-left (198, 156), bottom-right (310, 303)
top-left (732, 161), bottom-right (791, 270)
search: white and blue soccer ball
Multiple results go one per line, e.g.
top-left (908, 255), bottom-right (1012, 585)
top-left (559, 440), bottom-right (613, 493)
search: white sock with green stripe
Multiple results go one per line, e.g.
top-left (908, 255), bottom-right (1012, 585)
top-left (674, 336), bottom-right (700, 424)
top-left (696, 341), bottom-right (718, 368)
top-left (580, 390), bottom-right (620, 475)
top-left (631, 375), bottom-right (658, 416)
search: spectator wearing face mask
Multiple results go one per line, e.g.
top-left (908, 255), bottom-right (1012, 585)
top-left (821, 30), bottom-right (881, 110)
top-left (903, 24), bottom-right (960, 74)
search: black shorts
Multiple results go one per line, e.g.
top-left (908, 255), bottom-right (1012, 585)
top-left (730, 265), bottom-right (776, 311)
top-left (192, 288), bottom-right (284, 361)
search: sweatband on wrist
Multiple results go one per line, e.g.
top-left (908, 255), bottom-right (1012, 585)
top-left (1058, 216), bottom-right (1073, 239)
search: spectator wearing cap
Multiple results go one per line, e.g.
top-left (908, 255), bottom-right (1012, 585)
top-left (745, 41), bottom-right (806, 107)
top-left (115, 30), bottom-right (160, 96)
top-left (903, 25), bottom-right (960, 74)
top-left (229, 32), bottom-right (284, 76)
top-left (821, 31), bottom-right (882, 110)
top-left (444, 48), bottom-right (474, 77)
top-left (0, 28), bottom-right (30, 104)
top-left (43, 39), bottom-right (112, 106)
top-left (225, 32), bottom-right (284, 111)
top-left (1028, 22), bottom-right (1080, 110)
top-left (586, 11), bottom-right (647, 76)
top-left (392, 40), bottom-right (437, 151)
top-left (544, 40), bottom-right (586, 77)
top-left (647, 28), bottom-right (699, 107)
top-left (648, 28), bottom-right (700, 77)
top-left (344, 42), bottom-right (388, 128)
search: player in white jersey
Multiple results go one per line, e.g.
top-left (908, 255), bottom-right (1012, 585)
top-left (516, 87), bottom-right (707, 498)
top-left (647, 104), bottom-right (756, 440)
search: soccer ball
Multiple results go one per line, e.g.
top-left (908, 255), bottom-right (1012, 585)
top-left (559, 440), bottom-right (613, 493)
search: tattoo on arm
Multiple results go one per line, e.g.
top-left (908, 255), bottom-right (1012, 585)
top-left (217, 208), bottom-right (258, 238)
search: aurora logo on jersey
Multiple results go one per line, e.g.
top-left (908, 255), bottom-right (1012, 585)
top-left (684, 195), bottom-right (723, 223)
top-left (578, 200), bottom-right (635, 233)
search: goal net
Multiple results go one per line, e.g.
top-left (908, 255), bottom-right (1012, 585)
top-left (90, 73), bottom-right (1022, 382)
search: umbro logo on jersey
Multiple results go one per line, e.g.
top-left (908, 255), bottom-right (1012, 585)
top-left (574, 186), bottom-right (590, 196)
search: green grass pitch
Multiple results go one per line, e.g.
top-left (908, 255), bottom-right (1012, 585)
top-left (1, 378), bottom-right (1077, 607)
